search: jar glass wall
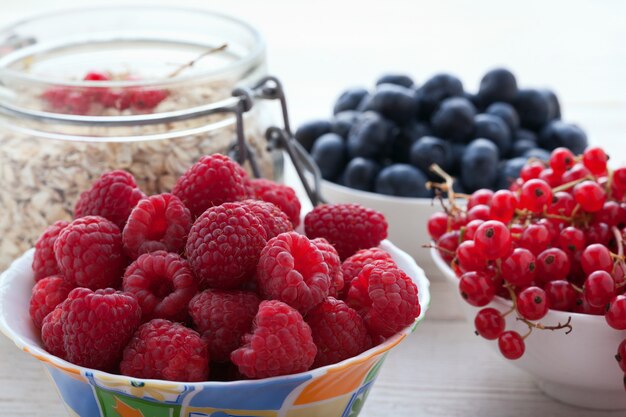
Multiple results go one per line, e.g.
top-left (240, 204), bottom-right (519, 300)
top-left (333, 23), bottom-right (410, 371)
top-left (0, 7), bottom-right (276, 269)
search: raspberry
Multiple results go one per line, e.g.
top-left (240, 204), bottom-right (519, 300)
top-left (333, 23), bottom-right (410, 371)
top-left (120, 319), bottom-right (208, 382)
top-left (32, 220), bottom-right (70, 281)
top-left (41, 306), bottom-right (65, 359)
top-left (189, 289), bottom-right (260, 362)
top-left (340, 248), bottom-right (395, 298)
top-left (346, 260), bottom-right (420, 338)
top-left (122, 251), bottom-right (198, 322)
top-left (172, 154), bottom-right (249, 217)
top-left (311, 238), bottom-right (344, 298)
top-left (250, 178), bottom-right (301, 227)
top-left (130, 88), bottom-right (169, 111)
top-left (257, 232), bottom-right (330, 314)
top-left (74, 170), bottom-right (146, 229)
top-left (306, 297), bottom-right (371, 367)
top-left (241, 199), bottom-right (293, 239)
top-left (304, 203), bottom-right (388, 259)
top-left (122, 193), bottom-right (192, 259)
top-left (186, 202), bottom-right (267, 290)
top-left (29, 275), bottom-right (74, 329)
top-left (231, 300), bottom-right (316, 379)
top-left (54, 216), bottom-right (125, 290)
top-left (61, 288), bottom-right (141, 371)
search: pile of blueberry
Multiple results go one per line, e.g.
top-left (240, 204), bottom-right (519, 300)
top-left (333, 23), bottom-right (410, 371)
top-left (296, 68), bottom-right (588, 197)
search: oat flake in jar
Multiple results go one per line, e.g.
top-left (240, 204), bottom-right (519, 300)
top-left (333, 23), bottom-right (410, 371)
top-left (0, 7), bottom-right (280, 269)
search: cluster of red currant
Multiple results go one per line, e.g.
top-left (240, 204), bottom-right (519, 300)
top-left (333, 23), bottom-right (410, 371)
top-left (427, 146), bottom-right (626, 382)
top-left (41, 71), bottom-right (169, 115)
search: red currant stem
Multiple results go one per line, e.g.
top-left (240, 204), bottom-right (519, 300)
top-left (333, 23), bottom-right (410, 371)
top-left (612, 226), bottom-right (624, 259)
top-left (502, 304), bottom-right (516, 317)
top-left (552, 176), bottom-right (594, 193)
top-left (571, 283), bottom-right (584, 293)
top-left (570, 203), bottom-right (581, 219)
top-left (511, 233), bottom-right (522, 239)
top-left (421, 243), bottom-right (455, 255)
top-left (606, 169), bottom-right (614, 200)
top-left (521, 327), bottom-right (533, 340)
top-left (515, 316), bottom-right (573, 335)
top-left (167, 43), bottom-right (229, 78)
top-left (428, 164), bottom-right (465, 217)
top-left (543, 212), bottom-right (574, 222)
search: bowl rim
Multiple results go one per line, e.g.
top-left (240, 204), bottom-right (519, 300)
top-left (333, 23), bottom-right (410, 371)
top-left (0, 240), bottom-right (430, 388)
top-left (429, 245), bottom-right (607, 323)
top-left (321, 178), bottom-right (434, 205)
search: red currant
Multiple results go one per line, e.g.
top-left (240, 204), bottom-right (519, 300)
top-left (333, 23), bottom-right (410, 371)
top-left (131, 88), bottom-right (169, 111)
top-left (467, 204), bottom-right (491, 222)
top-left (427, 212), bottom-right (449, 240)
top-left (573, 180), bottom-right (606, 213)
top-left (83, 71), bottom-right (110, 81)
top-left (519, 224), bottom-right (550, 256)
top-left (490, 190), bottom-right (518, 223)
top-left (462, 219), bottom-right (484, 241)
top-left (468, 189), bottom-right (494, 209)
top-left (584, 270), bottom-right (616, 308)
top-left (520, 161), bottom-right (544, 182)
top-left (595, 201), bottom-right (626, 228)
top-left (536, 248), bottom-right (570, 283)
top-left (558, 226), bottom-right (586, 254)
top-left (474, 308), bottom-right (505, 340)
top-left (550, 147), bottom-right (576, 174)
top-left (517, 286), bottom-right (550, 320)
top-left (501, 248), bottom-right (536, 287)
top-left (459, 271), bottom-right (496, 307)
top-left (574, 294), bottom-right (606, 315)
top-left (606, 295), bottom-right (626, 330)
top-left (580, 243), bottom-right (613, 275)
top-left (614, 167), bottom-right (626, 192)
top-left (456, 240), bottom-right (488, 272)
top-left (547, 191), bottom-right (576, 219)
top-left (544, 280), bottom-right (576, 312)
top-left (474, 220), bottom-right (512, 260)
top-left (562, 163), bottom-right (591, 183)
top-left (437, 231), bottom-right (460, 263)
top-left (586, 222), bottom-right (611, 246)
top-left (539, 168), bottom-right (563, 188)
top-left (520, 179), bottom-right (552, 213)
top-left (582, 146), bottom-right (608, 175)
top-left (498, 331), bottom-right (525, 360)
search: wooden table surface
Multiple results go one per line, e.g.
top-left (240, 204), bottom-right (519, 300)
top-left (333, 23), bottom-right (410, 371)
top-left (1, 0), bottom-right (626, 416)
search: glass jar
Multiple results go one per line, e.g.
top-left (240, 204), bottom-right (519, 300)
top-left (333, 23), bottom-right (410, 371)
top-left (0, 7), bottom-right (278, 269)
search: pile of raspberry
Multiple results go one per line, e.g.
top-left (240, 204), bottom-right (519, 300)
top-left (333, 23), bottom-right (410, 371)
top-left (428, 146), bottom-right (626, 388)
top-left (30, 153), bottom-right (420, 382)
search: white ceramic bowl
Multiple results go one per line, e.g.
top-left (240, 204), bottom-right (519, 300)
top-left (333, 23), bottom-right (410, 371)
top-left (431, 247), bottom-right (626, 410)
top-left (322, 180), bottom-right (440, 276)
top-left (0, 241), bottom-right (430, 417)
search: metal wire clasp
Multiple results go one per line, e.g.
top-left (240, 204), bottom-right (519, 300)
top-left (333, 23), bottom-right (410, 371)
top-left (229, 75), bottom-right (325, 207)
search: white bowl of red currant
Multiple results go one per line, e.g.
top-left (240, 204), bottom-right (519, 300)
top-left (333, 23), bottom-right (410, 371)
top-left (429, 146), bottom-right (626, 410)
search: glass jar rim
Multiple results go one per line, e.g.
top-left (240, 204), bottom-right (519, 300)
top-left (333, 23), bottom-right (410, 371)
top-left (0, 5), bottom-right (266, 89)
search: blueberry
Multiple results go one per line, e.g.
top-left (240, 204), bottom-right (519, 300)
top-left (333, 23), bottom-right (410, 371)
top-left (449, 143), bottom-right (467, 176)
top-left (415, 73), bottom-right (464, 120)
top-left (347, 112), bottom-right (392, 159)
top-left (331, 111), bottom-right (359, 139)
top-left (431, 97), bottom-right (476, 142)
top-left (486, 102), bottom-right (520, 132)
top-left (473, 114), bottom-right (512, 156)
top-left (478, 68), bottom-right (518, 105)
top-left (333, 87), bottom-right (369, 115)
top-left (515, 128), bottom-right (538, 143)
top-left (310, 133), bottom-right (346, 181)
top-left (295, 119), bottom-right (332, 151)
top-left (389, 122), bottom-right (432, 163)
top-left (464, 92), bottom-right (485, 112)
top-left (513, 88), bottom-right (555, 131)
top-left (376, 73), bottom-right (415, 88)
top-left (409, 136), bottom-right (451, 177)
top-left (538, 121), bottom-right (587, 154)
top-left (541, 89), bottom-right (561, 119)
top-left (523, 147), bottom-right (551, 161)
top-left (511, 139), bottom-right (537, 157)
top-left (343, 157), bottom-right (381, 191)
top-left (360, 84), bottom-right (418, 125)
top-left (496, 157), bottom-right (528, 189)
top-left (375, 164), bottom-right (431, 198)
top-left (461, 139), bottom-right (499, 192)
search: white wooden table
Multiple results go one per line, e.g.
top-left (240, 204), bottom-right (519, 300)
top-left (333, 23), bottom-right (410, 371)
top-left (1, 0), bottom-right (626, 416)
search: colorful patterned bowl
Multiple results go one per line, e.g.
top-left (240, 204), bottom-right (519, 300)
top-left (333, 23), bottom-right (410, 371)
top-left (0, 240), bottom-right (430, 417)
top-left (431, 247), bottom-right (626, 410)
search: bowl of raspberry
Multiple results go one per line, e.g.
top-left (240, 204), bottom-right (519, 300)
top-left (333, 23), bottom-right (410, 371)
top-left (296, 69), bottom-right (588, 276)
top-left (0, 153), bottom-right (430, 417)
top-left (429, 146), bottom-right (626, 410)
